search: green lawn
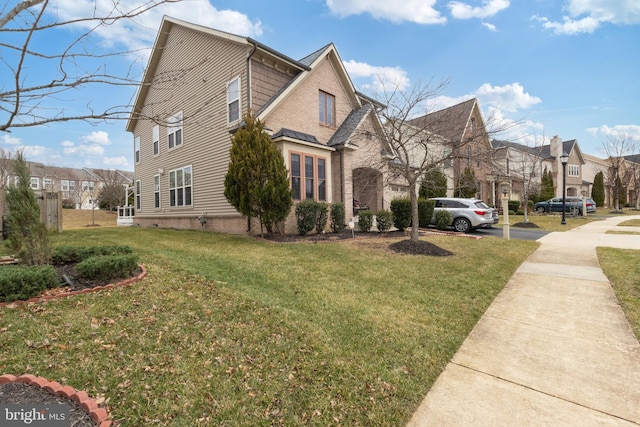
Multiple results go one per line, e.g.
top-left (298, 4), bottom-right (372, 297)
top-left (599, 247), bottom-right (640, 340)
top-left (0, 227), bottom-right (537, 426)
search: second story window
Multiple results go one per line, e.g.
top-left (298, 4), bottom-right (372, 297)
top-left (135, 136), bottom-right (141, 164)
top-left (568, 165), bottom-right (579, 177)
top-left (153, 125), bottom-right (159, 156)
top-left (168, 112), bottom-right (183, 149)
top-left (227, 77), bottom-right (240, 123)
top-left (30, 177), bottom-right (39, 189)
top-left (319, 91), bottom-right (335, 126)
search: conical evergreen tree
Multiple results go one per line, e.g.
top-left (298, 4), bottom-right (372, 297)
top-left (224, 112), bottom-right (292, 236)
top-left (419, 168), bottom-right (448, 199)
top-left (454, 167), bottom-right (477, 198)
top-left (591, 171), bottom-right (605, 207)
top-left (5, 151), bottom-right (50, 265)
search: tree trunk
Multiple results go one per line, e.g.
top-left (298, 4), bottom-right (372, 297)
top-left (410, 182), bottom-right (420, 242)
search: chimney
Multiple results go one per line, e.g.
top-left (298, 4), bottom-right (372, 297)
top-left (550, 135), bottom-right (562, 159)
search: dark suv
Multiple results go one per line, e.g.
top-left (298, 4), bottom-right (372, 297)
top-left (534, 197), bottom-right (596, 214)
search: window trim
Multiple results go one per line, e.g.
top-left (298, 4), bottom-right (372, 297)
top-left (227, 77), bottom-right (241, 124)
top-left (168, 165), bottom-right (193, 208)
top-left (290, 151), bottom-right (327, 202)
top-left (135, 136), bottom-right (141, 164)
top-left (135, 180), bottom-right (141, 210)
top-left (319, 90), bottom-right (335, 127)
top-left (30, 177), bottom-right (39, 190)
top-left (154, 174), bottom-right (161, 209)
top-left (167, 111), bottom-right (183, 150)
top-left (568, 164), bottom-right (579, 177)
top-left (153, 125), bottom-right (160, 156)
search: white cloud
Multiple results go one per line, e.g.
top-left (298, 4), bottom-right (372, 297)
top-left (49, 1), bottom-right (263, 54)
top-left (482, 22), bottom-right (497, 31)
top-left (22, 145), bottom-right (48, 158)
top-left (63, 144), bottom-right (105, 157)
top-left (103, 156), bottom-right (130, 167)
top-left (475, 83), bottom-right (542, 113)
top-left (343, 60), bottom-right (411, 92)
top-left (534, 0), bottom-right (640, 35)
top-left (327, 0), bottom-right (446, 24)
top-left (586, 124), bottom-right (640, 140)
top-left (1, 135), bottom-right (21, 145)
top-left (448, 0), bottom-right (510, 19)
top-left (81, 131), bottom-right (111, 145)
top-left (61, 140), bottom-right (75, 147)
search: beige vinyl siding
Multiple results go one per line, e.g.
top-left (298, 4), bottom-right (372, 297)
top-left (132, 24), bottom-right (249, 219)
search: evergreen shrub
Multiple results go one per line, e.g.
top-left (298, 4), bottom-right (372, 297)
top-left (435, 210), bottom-right (452, 230)
top-left (358, 210), bottom-right (373, 232)
top-left (0, 265), bottom-right (59, 303)
top-left (390, 198), bottom-right (411, 231)
top-left (330, 203), bottom-right (345, 233)
top-left (375, 210), bottom-right (393, 232)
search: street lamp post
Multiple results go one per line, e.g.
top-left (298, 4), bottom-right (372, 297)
top-left (560, 152), bottom-right (569, 225)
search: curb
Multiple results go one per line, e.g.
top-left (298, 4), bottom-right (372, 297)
top-left (0, 374), bottom-right (111, 426)
top-left (0, 265), bottom-right (147, 308)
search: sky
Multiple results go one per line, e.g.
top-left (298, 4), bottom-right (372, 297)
top-left (1, 0), bottom-right (639, 171)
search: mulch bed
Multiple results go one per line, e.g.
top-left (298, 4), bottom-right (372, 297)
top-left (260, 228), bottom-right (458, 256)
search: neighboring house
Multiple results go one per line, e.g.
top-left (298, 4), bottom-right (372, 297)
top-left (490, 136), bottom-right (591, 205)
top-left (1, 161), bottom-right (132, 210)
top-left (543, 136), bottom-right (590, 198)
top-left (407, 98), bottom-right (494, 204)
top-left (490, 139), bottom-right (547, 205)
top-left (126, 16), bottom-right (394, 233)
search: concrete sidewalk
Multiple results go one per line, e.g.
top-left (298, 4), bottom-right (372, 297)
top-left (408, 215), bottom-right (640, 426)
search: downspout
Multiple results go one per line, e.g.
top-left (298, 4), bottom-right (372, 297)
top-left (245, 41), bottom-right (258, 232)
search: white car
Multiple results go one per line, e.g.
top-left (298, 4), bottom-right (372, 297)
top-left (430, 197), bottom-right (499, 233)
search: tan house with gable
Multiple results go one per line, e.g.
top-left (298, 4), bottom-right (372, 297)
top-left (126, 16), bottom-right (393, 234)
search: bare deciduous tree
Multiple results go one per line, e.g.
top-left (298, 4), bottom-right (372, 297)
top-left (601, 134), bottom-right (637, 211)
top-left (359, 80), bottom-right (508, 242)
top-left (0, 0), bottom-right (180, 132)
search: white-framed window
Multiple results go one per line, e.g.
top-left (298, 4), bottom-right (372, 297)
top-left (169, 165), bottom-right (192, 207)
top-left (30, 177), bottom-right (39, 189)
top-left (135, 136), bottom-right (141, 164)
top-left (227, 77), bottom-right (240, 123)
top-left (153, 125), bottom-right (159, 156)
top-left (61, 180), bottom-right (70, 191)
top-left (135, 180), bottom-right (141, 210)
top-left (154, 174), bottom-right (160, 209)
top-left (290, 153), bottom-right (327, 202)
top-left (82, 181), bottom-right (94, 192)
top-left (319, 90), bottom-right (335, 126)
top-left (568, 165), bottom-right (579, 177)
top-left (43, 178), bottom-right (53, 187)
top-left (167, 112), bottom-right (183, 149)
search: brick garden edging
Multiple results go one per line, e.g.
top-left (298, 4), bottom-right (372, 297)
top-left (0, 374), bottom-right (111, 426)
top-left (0, 265), bottom-right (147, 308)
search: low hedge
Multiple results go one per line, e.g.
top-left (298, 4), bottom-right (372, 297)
top-left (75, 254), bottom-right (140, 281)
top-left (375, 209), bottom-right (393, 232)
top-left (52, 245), bottom-right (133, 266)
top-left (0, 265), bottom-right (59, 303)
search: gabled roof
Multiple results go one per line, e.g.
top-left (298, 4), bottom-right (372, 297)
top-left (407, 98), bottom-right (478, 143)
top-left (539, 139), bottom-right (583, 162)
top-left (328, 104), bottom-right (373, 147)
top-left (491, 139), bottom-right (547, 157)
top-left (624, 154), bottom-right (640, 164)
top-left (257, 42), bottom-right (360, 122)
top-left (127, 15), bottom-right (311, 132)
